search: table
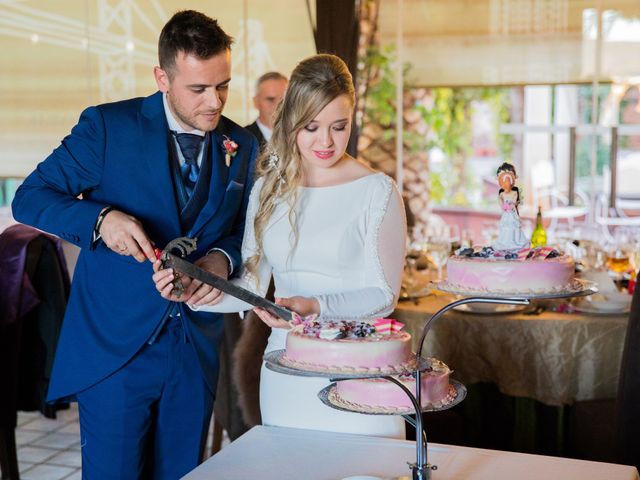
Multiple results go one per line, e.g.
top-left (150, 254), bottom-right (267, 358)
top-left (394, 293), bottom-right (629, 406)
top-left (184, 426), bottom-right (639, 480)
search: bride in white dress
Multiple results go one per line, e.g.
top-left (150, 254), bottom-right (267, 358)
top-left (153, 54), bottom-right (407, 438)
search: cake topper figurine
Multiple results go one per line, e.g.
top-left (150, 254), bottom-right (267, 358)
top-left (492, 162), bottom-right (529, 251)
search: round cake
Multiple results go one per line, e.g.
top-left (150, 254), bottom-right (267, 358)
top-left (445, 246), bottom-right (575, 294)
top-left (331, 358), bottom-right (456, 413)
top-left (281, 319), bottom-right (415, 374)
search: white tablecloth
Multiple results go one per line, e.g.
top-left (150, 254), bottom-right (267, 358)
top-left (184, 426), bottom-right (639, 480)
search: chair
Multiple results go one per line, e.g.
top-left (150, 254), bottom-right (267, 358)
top-left (531, 160), bottom-right (589, 233)
top-left (0, 225), bottom-right (70, 480)
top-left (614, 281), bottom-right (640, 469)
top-left (595, 164), bottom-right (640, 241)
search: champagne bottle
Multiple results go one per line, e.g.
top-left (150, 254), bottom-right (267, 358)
top-left (530, 206), bottom-right (547, 248)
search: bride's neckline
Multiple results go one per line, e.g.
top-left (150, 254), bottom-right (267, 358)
top-left (300, 172), bottom-right (382, 190)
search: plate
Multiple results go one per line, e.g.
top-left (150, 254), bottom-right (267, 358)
top-left (572, 301), bottom-right (630, 315)
top-left (452, 303), bottom-right (527, 314)
top-left (317, 380), bottom-right (467, 415)
top-left (432, 278), bottom-right (597, 300)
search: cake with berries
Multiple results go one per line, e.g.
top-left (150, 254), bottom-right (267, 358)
top-left (442, 163), bottom-right (576, 295)
top-left (281, 318), bottom-right (415, 374)
top-left (445, 245), bottom-right (575, 294)
top-left (330, 358), bottom-right (456, 413)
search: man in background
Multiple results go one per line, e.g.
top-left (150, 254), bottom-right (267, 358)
top-left (245, 71), bottom-right (288, 148)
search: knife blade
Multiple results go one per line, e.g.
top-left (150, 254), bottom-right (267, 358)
top-left (163, 253), bottom-right (294, 322)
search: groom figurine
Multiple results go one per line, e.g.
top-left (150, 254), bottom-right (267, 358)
top-left (12, 10), bottom-right (257, 479)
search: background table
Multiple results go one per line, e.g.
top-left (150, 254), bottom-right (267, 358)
top-left (394, 293), bottom-right (628, 405)
top-left (184, 426), bottom-right (639, 480)
top-left (392, 293), bottom-right (629, 458)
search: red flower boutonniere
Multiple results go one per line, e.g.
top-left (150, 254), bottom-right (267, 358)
top-left (222, 135), bottom-right (238, 167)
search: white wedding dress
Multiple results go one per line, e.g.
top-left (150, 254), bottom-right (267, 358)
top-left (196, 172), bottom-right (407, 438)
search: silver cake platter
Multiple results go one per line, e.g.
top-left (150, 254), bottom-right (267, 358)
top-left (318, 379), bottom-right (467, 416)
top-left (432, 278), bottom-right (597, 300)
top-left (264, 350), bottom-right (435, 379)
top-left (452, 302), bottom-right (528, 315)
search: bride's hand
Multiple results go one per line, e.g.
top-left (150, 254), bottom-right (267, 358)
top-left (253, 307), bottom-right (291, 329)
top-left (253, 296), bottom-right (320, 329)
top-left (276, 296), bottom-right (320, 316)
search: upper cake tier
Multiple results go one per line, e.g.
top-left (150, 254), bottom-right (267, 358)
top-left (447, 247), bottom-right (575, 294)
top-left (281, 319), bottom-right (415, 374)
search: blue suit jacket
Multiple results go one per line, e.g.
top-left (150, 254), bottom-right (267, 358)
top-left (12, 91), bottom-right (257, 401)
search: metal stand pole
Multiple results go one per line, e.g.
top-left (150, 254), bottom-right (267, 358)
top-left (411, 295), bottom-right (531, 478)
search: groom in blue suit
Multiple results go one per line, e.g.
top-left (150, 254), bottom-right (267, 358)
top-left (12, 11), bottom-right (257, 479)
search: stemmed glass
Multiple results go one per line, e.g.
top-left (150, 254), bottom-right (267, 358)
top-left (421, 227), bottom-right (453, 283)
top-left (403, 243), bottom-right (422, 296)
top-left (606, 227), bottom-right (635, 279)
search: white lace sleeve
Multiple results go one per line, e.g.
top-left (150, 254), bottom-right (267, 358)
top-left (192, 177), bottom-right (273, 313)
top-left (314, 176), bottom-right (407, 320)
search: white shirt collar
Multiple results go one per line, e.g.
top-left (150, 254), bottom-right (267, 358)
top-left (162, 93), bottom-right (205, 137)
top-left (256, 118), bottom-right (273, 141)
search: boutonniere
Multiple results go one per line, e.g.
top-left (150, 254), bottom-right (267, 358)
top-left (222, 135), bottom-right (238, 167)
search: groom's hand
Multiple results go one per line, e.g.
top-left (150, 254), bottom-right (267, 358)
top-left (99, 208), bottom-right (156, 262)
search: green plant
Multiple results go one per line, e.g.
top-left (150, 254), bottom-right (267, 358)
top-left (361, 45), bottom-right (513, 208)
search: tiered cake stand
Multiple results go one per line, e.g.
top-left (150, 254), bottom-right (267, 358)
top-left (263, 279), bottom-right (596, 480)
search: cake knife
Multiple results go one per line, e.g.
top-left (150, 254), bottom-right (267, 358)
top-left (156, 237), bottom-right (294, 322)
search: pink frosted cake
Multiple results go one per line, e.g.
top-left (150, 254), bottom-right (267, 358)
top-left (445, 246), bottom-right (575, 294)
top-left (281, 319), bottom-right (415, 374)
top-left (330, 358), bottom-right (456, 413)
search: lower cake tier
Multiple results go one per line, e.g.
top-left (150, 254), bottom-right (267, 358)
top-left (446, 255), bottom-right (575, 294)
top-left (282, 329), bottom-right (413, 374)
top-left (332, 359), bottom-right (454, 412)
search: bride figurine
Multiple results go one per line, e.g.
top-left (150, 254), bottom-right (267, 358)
top-left (492, 162), bottom-right (529, 251)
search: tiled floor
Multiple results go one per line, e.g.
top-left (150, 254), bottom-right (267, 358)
top-left (15, 405), bottom-right (227, 479)
top-left (16, 406), bottom-right (81, 480)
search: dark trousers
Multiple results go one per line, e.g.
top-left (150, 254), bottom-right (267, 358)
top-left (76, 318), bottom-right (213, 479)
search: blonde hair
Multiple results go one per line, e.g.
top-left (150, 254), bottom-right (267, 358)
top-left (245, 54), bottom-right (356, 278)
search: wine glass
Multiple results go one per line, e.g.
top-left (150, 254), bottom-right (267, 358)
top-left (403, 244), bottom-right (421, 293)
top-left (605, 227), bottom-right (635, 278)
top-left (422, 235), bottom-right (451, 283)
top-left (481, 220), bottom-right (498, 246)
top-left (606, 249), bottom-right (631, 275)
top-left (582, 240), bottom-right (606, 271)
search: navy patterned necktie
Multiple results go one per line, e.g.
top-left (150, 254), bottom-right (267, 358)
top-left (172, 131), bottom-right (203, 196)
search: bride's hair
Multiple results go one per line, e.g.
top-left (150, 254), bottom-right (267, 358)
top-left (496, 162), bottom-right (521, 210)
top-left (245, 54), bottom-right (356, 279)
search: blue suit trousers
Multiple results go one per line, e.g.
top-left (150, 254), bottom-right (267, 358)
top-left (76, 318), bottom-right (213, 479)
